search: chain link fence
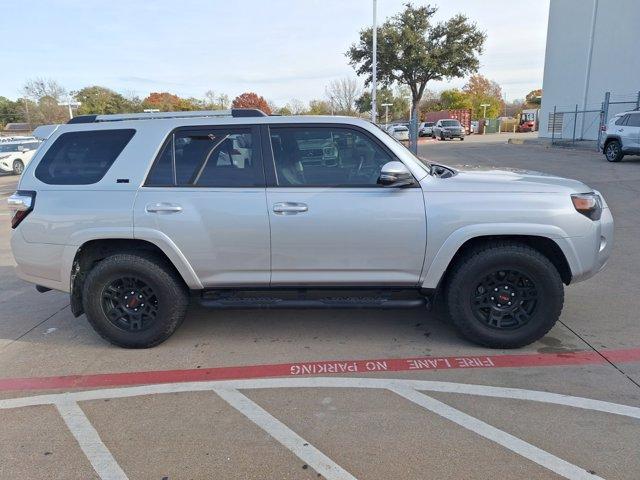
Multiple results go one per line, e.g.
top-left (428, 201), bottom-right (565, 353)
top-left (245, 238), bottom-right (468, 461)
top-left (549, 90), bottom-right (640, 150)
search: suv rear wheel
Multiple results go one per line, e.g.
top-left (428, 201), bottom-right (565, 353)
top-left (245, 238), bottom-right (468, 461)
top-left (604, 140), bottom-right (623, 162)
top-left (82, 253), bottom-right (188, 348)
top-left (445, 242), bottom-right (563, 348)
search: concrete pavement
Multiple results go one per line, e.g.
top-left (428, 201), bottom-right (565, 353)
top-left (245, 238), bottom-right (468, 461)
top-left (0, 136), bottom-right (639, 480)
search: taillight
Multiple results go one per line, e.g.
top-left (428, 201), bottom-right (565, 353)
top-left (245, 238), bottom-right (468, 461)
top-left (7, 190), bottom-right (36, 229)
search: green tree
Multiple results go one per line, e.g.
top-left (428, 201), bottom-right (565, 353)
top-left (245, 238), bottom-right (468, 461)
top-left (463, 74), bottom-right (504, 119)
top-left (307, 99), bottom-right (332, 115)
top-left (525, 89), bottom-right (542, 108)
top-left (74, 86), bottom-right (136, 115)
top-left (356, 86), bottom-right (410, 122)
top-left (0, 96), bottom-right (21, 127)
top-left (439, 89), bottom-right (472, 110)
top-left (347, 3), bottom-right (485, 149)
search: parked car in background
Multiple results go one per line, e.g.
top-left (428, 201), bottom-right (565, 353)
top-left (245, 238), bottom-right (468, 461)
top-left (8, 109), bottom-right (613, 350)
top-left (423, 109), bottom-right (472, 135)
top-left (0, 140), bottom-right (41, 175)
top-left (432, 119), bottom-right (465, 140)
top-left (0, 136), bottom-right (36, 143)
top-left (387, 124), bottom-right (410, 141)
top-left (470, 121), bottom-right (479, 134)
top-left (601, 110), bottom-right (640, 162)
top-left (419, 122), bottom-right (434, 137)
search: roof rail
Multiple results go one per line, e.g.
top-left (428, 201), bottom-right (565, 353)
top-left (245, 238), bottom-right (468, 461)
top-left (66, 108), bottom-right (267, 124)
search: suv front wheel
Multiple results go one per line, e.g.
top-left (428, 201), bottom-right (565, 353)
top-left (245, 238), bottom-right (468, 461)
top-left (82, 253), bottom-right (188, 348)
top-left (445, 242), bottom-right (564, 348)
top-left (604, 139), bottom-right (623, 162)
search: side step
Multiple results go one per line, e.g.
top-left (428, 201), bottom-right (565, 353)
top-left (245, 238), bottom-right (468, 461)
top-left (197, 289), bottom-right (430, 310)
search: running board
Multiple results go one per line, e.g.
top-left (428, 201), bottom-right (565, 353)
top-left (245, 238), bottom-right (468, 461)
top-left (197, 289), bottom-right (429, 310)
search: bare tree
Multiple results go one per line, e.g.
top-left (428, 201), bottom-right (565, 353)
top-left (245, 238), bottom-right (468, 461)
top-left (22, 78), bottom-right (67, 102)
top-left (325, 78), bottom-right (360, 115)
top-left (287, 98), bottom-right (307, 115)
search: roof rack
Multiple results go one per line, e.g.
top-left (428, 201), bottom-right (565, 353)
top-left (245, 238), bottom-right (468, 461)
top-left (67, 108), bottom-right (267, 124)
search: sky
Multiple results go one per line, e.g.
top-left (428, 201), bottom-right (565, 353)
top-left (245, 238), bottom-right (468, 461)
top-left (3, 0), bottom-right (550, 105)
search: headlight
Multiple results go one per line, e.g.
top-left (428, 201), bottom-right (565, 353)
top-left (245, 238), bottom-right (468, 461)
top-left (571, 192), bottom-right (602, 220)
top-left (0, 154), bottom-right (10, 160)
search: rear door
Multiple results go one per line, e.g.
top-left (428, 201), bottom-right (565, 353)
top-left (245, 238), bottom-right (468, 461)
top-left (134, 125), bottom-right (270, 287)
top-left (264, 124), bottom-right (426, 286)
top-left (623, 113), bottom-right (640, 152)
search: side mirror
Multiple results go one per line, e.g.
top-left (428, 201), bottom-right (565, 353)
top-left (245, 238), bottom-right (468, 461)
top-left (378, 161), bottom-right (415, 187)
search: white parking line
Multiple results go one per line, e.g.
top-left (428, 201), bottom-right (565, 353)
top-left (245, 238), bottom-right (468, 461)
top-left (214, 388), bottom-right (357, 480)
top-left (2, 378), bottom-right (638, 480)
top-left (56, 399), bottom-right (129, 480)
top-left (390, 386), bottom-right (604, 480)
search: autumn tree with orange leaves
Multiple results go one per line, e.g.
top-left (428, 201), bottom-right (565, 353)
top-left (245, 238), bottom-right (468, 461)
top-left (231, 92), bottom-right (272, 114)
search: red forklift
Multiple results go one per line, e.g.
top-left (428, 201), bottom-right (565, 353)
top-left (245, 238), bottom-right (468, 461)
top-left (517, 109), bottom-right (539, 132)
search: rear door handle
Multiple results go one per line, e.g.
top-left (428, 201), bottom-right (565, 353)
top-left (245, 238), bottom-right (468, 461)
top-left (273, 202), bottom-right (308, 215)
top-left (146, 202), bottom-right (183, 214)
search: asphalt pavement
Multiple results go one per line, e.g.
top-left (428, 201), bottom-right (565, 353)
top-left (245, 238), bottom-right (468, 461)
top-left (0, 134), bottom-right (639, 480)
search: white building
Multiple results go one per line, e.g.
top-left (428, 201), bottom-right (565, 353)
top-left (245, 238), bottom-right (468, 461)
top-left (539, 0), bottom-right (640, 140)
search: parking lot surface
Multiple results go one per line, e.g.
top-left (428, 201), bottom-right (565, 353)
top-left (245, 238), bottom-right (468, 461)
top-left (0, 134), bottom-right (639, 479)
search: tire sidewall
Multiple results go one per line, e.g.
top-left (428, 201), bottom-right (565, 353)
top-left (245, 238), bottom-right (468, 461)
top-left (83, 255), bottom-right (187, 348)
top-left (605, 141), bottom-right (622, 162)
top-left (449, 249), bottom-right (563, 348)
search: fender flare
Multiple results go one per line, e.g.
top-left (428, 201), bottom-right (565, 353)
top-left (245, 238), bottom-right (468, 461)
top-left (420, 223), bottom-right (581, 290)
top-left (63, 228), bottom-right (203, 291)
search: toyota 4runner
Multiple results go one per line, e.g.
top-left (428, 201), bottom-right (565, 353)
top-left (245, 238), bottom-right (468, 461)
top-left (8, 109), bottom-right (613, 349)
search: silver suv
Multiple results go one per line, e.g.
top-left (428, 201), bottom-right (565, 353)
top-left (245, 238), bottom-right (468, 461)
top-left (602, 110), bottom-right (640, 162)
top-left (432, 119), bottom-right (465, 140)
top-left (8, 109), bottom-right (613, 349)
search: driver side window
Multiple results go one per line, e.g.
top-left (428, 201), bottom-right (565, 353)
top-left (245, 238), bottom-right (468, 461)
top-left (269, 126), bottom-right (394, 187)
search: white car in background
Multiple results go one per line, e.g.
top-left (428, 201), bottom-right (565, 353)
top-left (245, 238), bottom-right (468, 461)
top-left (418, 122), bottom-right (434, 137)
top-left (0, 141), bottom-right (41, 175)
top-left (387, 124), bottom-right (409, 141)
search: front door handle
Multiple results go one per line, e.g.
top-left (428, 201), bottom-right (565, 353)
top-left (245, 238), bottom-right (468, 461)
top-left (146, 202), bottom-right (183, 214)
top-left (273, 202), bottom-right (308, 215)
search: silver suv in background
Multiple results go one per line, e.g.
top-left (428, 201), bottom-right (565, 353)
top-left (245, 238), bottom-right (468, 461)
top-left (432, 119), bottom-right (465, 141)
top-left (602, 110), bottom-right (640, 162)
top-left (9, 109), bottom-right (613, 349)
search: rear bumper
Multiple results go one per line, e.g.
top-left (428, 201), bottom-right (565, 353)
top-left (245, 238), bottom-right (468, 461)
top-left (10, 230), bottom-right (72, 292)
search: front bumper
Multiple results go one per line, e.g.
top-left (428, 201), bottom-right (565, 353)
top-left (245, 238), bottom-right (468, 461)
top-left (567, 207), bottom-right (614, 284)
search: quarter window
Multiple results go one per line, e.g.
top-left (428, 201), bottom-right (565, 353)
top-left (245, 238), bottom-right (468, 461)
top-left (269, 126), bottom-right (395, 187)
top-left (145, 128), bottom-right (263, 187)
top-left (35, 129), bottom-right (135, 185)
top-left (625, 114), bottom-right (640, 127)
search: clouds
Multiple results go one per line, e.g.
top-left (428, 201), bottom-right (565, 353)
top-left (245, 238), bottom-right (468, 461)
top-left (3, 0), bottom-right (549, 102)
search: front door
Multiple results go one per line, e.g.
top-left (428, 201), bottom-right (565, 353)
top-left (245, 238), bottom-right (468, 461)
top-left (265, 125), bottom-right (426, 286)
top-left (134, 125), bottom-right (270, 287)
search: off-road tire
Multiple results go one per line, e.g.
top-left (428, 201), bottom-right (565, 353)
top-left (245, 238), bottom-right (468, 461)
top-left (445, 242), bottom-right (564, 348)
top-left (82, 253), bottom-right (188, 348)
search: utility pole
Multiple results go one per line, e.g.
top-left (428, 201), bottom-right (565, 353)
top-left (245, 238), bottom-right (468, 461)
top-left (371, 0), bottom-right (377, 124)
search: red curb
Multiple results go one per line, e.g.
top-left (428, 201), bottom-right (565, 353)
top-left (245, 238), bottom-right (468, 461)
top-left (1, 348), bottom-right (639, 392)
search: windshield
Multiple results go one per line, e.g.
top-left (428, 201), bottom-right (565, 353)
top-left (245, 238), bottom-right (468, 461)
top-left (0, 144), bottom-right (19, 153)
top-left (441, 120), bottom-right (460, 127)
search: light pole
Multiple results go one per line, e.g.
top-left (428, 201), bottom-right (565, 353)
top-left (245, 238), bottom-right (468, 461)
top-left (371, 0), bottom-right (377, 123)
top-left (480, 103), bottom-right (490, 134)
top-left (58, 98), bottom-right (81, 120)
top-left (381, 102), bottom-right (393, 125)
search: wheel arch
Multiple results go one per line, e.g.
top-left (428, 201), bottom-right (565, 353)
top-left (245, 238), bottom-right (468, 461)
top-left (422, 233), bottom-right (574, 293)
top-left (69, 238), bottom-right (201, 317)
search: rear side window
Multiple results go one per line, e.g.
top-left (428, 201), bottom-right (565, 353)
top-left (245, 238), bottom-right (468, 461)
top-left (145, 127), bottom-right (263, 187)
top-left (35, 129), bottom-right (135, 185)
top-left (625, 114), bottom-right (640, 127)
